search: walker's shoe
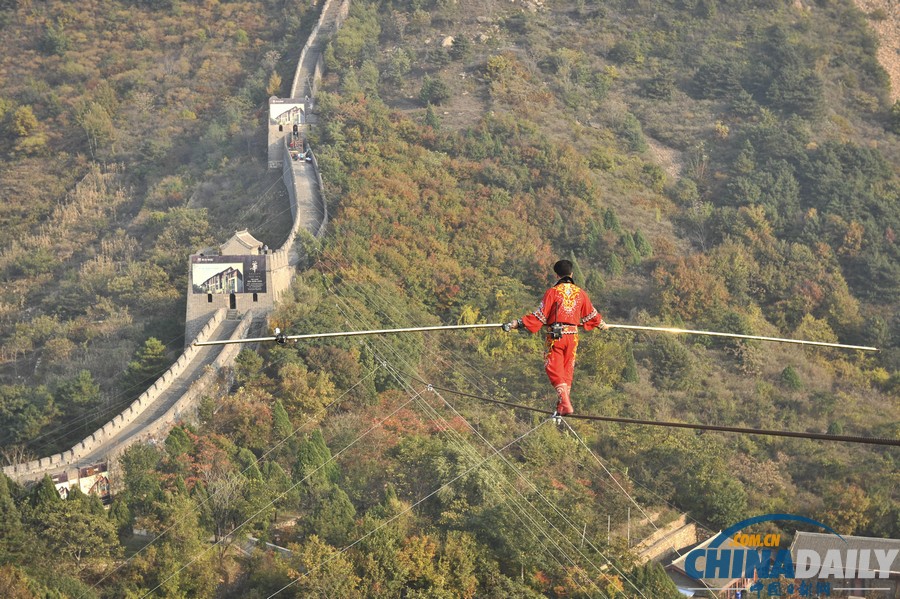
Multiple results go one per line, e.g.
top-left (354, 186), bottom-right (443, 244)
top-left (555, 400), bottom-right (574, 416)
top-left (554, 384), bottom-right (574, 416)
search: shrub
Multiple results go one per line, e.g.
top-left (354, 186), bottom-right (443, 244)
top-left (780, 365), bottom-right (803, 390)
top-left (419, 76), bottom-right (450, 106)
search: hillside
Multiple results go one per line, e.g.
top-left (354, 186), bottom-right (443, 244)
top-left (0, 0), bottom-right (308, 457)
top-left (854, 0), bottom-right (899, 101)
top-left (0, 0), bottom-right (897, 597)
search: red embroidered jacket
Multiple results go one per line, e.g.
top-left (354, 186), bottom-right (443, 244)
top-left (521, 278), bottom-right (603, 333)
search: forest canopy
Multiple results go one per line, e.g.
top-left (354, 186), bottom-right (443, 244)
top-left (0, 0), bottom-right (897, 596)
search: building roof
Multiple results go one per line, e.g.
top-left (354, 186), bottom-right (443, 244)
top-left (666, 532), bottom-right (747, 592)
top-left (221, 229), bottom-right (262, 256)
top-left (789, 532), bottom-right (900, 575)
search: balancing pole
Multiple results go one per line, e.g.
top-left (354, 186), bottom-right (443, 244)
top-left (194, 322), bottom-right (878, 351)
top-left (604, 324), bottom-right (878, 352)
top-left (193, 323), bottom-right (500, 346)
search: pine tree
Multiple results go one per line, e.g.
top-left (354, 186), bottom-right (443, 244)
top-left (424, 104), bottom-right (441, 130)
top-left (30, 475), bottom-right (61, 508)
top-left (0, 475), bottom-right (26, 564)
top-left (623, 348), bottom-right (638, 383)
top-left (125, 337), bottom-right (169, 390)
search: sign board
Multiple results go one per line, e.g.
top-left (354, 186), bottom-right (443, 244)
top-left (191, 255), bottom-right (266, 294)
top-left (269, 98), bottom-right (306, 126)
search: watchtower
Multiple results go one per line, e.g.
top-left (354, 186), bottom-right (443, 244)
top-left (184, 229), bottom-right (290, 344)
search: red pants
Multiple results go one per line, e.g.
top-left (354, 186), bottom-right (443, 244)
top-left (544, 334), bottom-right (578, 388)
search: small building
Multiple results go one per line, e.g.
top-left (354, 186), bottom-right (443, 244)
top-left (184, 230), bottom-right (291, 344)
top-left (220, 228), bottom-right (265, 256)
top-left (789, 532), bottom-right (900, 598)
top-left (267, 96), bottom-right (311, 169)
top-left (665, 533), bottom-right (751, 598)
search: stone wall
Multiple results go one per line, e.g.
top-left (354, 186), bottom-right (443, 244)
top-left (4, 0), bottom-right (350, 491)
top-left (309, 149), bottom-right (329, 238)
top-left (3, 309), bottom-right (227, 482)
top-left (108, 311), bottom-right (253, 459)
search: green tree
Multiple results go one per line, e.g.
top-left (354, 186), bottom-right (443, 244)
top-left (889, 100), bottom-right (900, 135)
top-left (629, 561), bottom-right (683, 598)
top-left (420, 76), bottom-right (451, 106)
top-left (0, 475), bottom-right (26, 564)
top-left (119, 443), bottom-right (163, 517)
top-left (124, 493), bottom-right (216, 597)
top-left (29, 475), bottom-right (61, 508)
top-left (622, 347), bottom-right (638, 384)
top-left (234, 349), bottom-right (264, 385)
top-left (424, 104), bottom-right (441, 130)
top-left (634, 229), bottom-right (653, 258)
top-left (124, 337), bottom-right (169, 390)
top-left (289, 536), bottom-right (361, 598)
top-left (272, 399), bottom-right (293, 441)
top-left (41, 21), bottom-right (69, 56)
top-left (449, 35), bottom-right (471, 61)
top-left (644, 336), bottom-right (694, 390)
top-left (0, 385), bottom-right (57, 445)
top-left (165, 425), bottom-right (193, 457)
top-left (643, 67), bottom-right (676, 100)
top-left (780, 366), bottom-right (802, 390)
top-left (603, 208), bottom-right (621, 233)
top-left (76, 102), bottom-right (115, 158)
top-left (55, 370), bottom-right (101, 421)
top-left (32, 495), bottom-right (119, 569)
top-left (386, 48), bottom-right (412, 86)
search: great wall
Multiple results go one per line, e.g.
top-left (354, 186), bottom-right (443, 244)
top-left (2, 0), bottom-right (350, 494)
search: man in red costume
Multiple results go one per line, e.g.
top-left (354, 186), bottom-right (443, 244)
top-left (503, 260), bottom-right (607, 416)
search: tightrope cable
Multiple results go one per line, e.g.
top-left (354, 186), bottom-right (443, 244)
top-left (411, 379), bottom-right (900, 447)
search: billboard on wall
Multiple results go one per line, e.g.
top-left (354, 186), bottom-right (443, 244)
top-left (79, 463), bottom-right (111, 505)
top-left (191, 255), bottom-right (267, 294)
top-left (269, 99), bottom-right (305, 126)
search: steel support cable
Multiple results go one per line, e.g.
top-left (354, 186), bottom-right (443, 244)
top-left (321, 289), bottom-right (609, 587)
top-left (559, 418), bottom-right (719, 597)
top-left (401, 381), bottom-right (607, 598)
top-left (359, 300), bottom-right (671, 598)
top-left (302, 281), bottom-right (612, 599)
top-left (374, 358), bottom-right (610, 599)
top-left (408, 327), bottom-right (707, 591)
top-left (421, 382), bottom-right (650, 599)
top-left (83, 364), bottom-right (380, 597)
top-left (320, 277), bottom-right (662, 598)
top-left (409, 379), bottom-right (900, 448)
top-left (137, 386), bottom-right (424, 599)
top-left (411, 392), bottom-right (608, 599)
top-left (330, 290), bottom-right (635, 599)
top-left (2, 327), bottom-right (194, 449)
top-left (312, 302), bottom-right (602, 594)
top-left (267, 417), bottom-right (554, 598)
top-left (413, 388), bottom-right (615, 599)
